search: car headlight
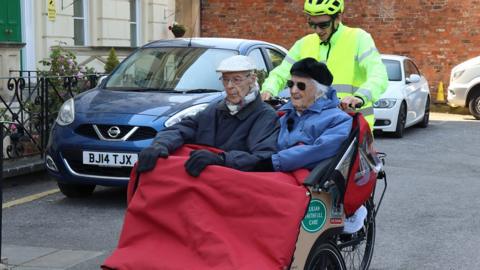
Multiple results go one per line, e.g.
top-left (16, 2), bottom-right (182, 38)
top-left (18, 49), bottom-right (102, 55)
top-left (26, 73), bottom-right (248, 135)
top-left (164, 103), bottom-right (209, 127)
top-left (56, 98), bottom-right (75, 126)
top-left (373, 98), bottom-right (397, 109)
top-left (452, 69), bottom-right (465, 81)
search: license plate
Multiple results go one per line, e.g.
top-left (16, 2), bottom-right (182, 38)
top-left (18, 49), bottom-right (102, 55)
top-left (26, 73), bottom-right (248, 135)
top-left (82, 151), bottom-right (138, 167)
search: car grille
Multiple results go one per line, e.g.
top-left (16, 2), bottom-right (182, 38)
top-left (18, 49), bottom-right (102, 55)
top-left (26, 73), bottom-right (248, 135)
top-left (75, 124), bottom-right (157, 141)
top-left (62, 149), bottom-right (133, 178)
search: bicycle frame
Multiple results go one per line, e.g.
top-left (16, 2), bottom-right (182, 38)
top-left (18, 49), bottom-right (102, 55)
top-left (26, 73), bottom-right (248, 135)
top-left (290, 186), bottom-right (345, 269)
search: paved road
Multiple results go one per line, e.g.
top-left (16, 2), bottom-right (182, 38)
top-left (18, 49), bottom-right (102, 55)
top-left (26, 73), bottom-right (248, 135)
top-left (372, 113), bottom-right (480, 270)
top-left (1, 113), bottom-right (479, 269)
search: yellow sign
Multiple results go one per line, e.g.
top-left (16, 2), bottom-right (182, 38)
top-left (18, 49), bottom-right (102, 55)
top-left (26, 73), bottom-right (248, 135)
top-left (48, 0), bottom-right (56, 21)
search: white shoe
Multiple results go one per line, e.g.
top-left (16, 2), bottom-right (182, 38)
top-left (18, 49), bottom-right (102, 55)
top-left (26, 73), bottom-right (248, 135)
top-left (343, 205), bottom-right (367, 234)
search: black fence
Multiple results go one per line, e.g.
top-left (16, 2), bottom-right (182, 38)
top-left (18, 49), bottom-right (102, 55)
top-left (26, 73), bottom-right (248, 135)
top-left (0, 71), bottom-right (104, 161)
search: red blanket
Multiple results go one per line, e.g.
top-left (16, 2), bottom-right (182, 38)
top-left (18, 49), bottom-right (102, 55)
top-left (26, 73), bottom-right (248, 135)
top-left (103, 145), bottom-right (310, 270)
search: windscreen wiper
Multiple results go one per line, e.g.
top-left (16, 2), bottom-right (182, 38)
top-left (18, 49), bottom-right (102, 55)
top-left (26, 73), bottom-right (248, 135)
top-left (181, 89), bottom-right (223, 94)
top-left (105, 87), bottom-right (177, 93)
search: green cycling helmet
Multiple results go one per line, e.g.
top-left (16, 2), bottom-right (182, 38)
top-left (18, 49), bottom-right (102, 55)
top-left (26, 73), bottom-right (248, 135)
top-left (304, 0), bottom-right (344, 16)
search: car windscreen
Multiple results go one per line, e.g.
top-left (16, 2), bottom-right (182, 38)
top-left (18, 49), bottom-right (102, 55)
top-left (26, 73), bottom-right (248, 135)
top-left (382, 59), bottom-right (402, 81)
top-left (105, 47), bottom-right (237, 92)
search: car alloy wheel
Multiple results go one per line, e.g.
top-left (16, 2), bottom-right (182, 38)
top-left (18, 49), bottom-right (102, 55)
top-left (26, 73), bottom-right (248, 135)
top-left (417, 97), bottom-right (430, 128)
top-left (392, 102), bottom-right (406, 138)
top-left (468, 92), bottom-right (480, 120)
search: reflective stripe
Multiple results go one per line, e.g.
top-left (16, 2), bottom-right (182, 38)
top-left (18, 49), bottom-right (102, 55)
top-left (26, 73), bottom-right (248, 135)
top-left (355, 47), bottom-right (378, 63)
top-left (356, 88), bottom-right (372, 101)
top-left (284, 55), bottom-right (296, 65)
top-left (357, 107), bottom-right (374, 116)
top-left (332, 84), bottom-right (355, 94)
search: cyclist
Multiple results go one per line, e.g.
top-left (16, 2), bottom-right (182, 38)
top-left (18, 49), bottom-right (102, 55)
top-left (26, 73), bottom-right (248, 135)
top-left (261, 0), bottom-right (388, 128)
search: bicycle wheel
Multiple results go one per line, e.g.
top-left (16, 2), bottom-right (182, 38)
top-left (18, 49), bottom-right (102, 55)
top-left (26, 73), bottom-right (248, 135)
top-left (337, 198), bottom-right (375, 270)
top-left (305, 242), bottom-right (347, 270)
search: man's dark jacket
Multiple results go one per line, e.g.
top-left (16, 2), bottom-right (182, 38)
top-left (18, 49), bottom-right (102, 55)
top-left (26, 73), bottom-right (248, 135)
top-left (153, 95), bottom-right (279, 171)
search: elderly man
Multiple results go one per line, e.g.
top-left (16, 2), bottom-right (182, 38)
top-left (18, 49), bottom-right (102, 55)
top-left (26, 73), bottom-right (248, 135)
top-left (136, 55), bottom-right (279, 177)
top-left (258, 57), bottom-right (352, 172)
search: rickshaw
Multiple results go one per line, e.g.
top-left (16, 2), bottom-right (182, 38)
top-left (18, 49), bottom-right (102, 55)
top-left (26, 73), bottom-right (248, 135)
top-left (289, 111), bottom-right (387, 270)
top-left (102, 109), bottom-right (387, 270)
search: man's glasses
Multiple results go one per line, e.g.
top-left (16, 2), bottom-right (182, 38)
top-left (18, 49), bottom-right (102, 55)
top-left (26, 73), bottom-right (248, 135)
top-left (308, 19), bottom-right (333, 30)
top-left (220, 74), bottom-right (250, 85)
top-left (287, 80), bottom-right (306, 91)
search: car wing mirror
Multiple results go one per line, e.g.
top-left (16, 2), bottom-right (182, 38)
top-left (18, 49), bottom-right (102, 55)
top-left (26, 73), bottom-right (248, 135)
top-left (97, 75), bottom-right (108, 87)
top-left (406, 74), bottom-right (421, 84)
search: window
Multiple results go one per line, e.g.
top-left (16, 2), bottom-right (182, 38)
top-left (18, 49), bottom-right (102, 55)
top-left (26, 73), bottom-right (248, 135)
top-left (73, 0), bottom-right (85, 45)
top-left (247, 49), bottom-right (267, 72)
top-left (105, 47), bottom-right (236, 91)
top-left (382, 59), bottom-right (402, 81)
top-left (404, 60), bottom-right (420, 79)
top-left (266, 48), bottom-right (285, 69)
top-left (129, 0), bottom-right (137, 47)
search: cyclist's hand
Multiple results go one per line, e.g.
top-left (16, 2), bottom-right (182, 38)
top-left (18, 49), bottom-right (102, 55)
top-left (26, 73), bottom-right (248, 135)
top-left (340, 96), bottom-right (364, 111)
top-left (261, 91), bottom-right (272, 101)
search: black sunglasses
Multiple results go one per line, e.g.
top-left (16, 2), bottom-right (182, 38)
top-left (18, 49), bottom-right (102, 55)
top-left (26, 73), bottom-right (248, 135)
top-left (287, 80), bottom-right (306, 91)
top-left (308, 19), bottom-right (333, 30)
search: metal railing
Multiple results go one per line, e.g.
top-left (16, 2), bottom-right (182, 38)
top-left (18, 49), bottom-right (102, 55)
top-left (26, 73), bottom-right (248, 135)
top-left (0, 72), bottom-right (103, 161)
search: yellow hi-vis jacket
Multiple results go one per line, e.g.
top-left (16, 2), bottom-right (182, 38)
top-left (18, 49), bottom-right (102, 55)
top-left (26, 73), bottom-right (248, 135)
top-left (261, 23), bottom-right (388, 128)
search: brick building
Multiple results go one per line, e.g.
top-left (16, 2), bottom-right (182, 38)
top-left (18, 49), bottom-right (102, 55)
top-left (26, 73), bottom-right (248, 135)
top-left (200, 0), bottom-right (480, 98)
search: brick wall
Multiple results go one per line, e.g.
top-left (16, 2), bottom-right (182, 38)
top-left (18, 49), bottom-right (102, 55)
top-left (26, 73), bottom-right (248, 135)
top-left (201, 0), bottom-right (480, 98)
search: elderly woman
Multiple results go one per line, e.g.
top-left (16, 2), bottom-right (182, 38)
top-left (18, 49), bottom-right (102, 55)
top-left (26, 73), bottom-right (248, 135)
top-left (260, 57), bottom-right (352, 172)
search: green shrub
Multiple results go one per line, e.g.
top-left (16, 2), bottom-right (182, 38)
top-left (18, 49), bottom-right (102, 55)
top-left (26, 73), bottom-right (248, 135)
top-left (37, 46), bottom-right (96, 124)
top-left (104, 48), bottom-right (120, 74)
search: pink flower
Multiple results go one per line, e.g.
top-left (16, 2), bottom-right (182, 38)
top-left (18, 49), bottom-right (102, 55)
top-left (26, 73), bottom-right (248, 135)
top-left (9, 123), bottom-right (17, 133)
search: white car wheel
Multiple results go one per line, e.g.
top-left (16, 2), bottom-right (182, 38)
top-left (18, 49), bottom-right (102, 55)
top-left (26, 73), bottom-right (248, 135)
top-left (392, 102), bottom-right (406, 138)
top-left (468, 92), bottom-right (480, 120)
top-left (417, 96), bottom-right (430, 128)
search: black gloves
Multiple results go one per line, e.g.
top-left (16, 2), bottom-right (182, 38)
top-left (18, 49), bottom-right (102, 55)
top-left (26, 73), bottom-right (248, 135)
top-left (185, 150), bottom-right (225, 177)
top-left (137, 144), bottom-right (169, 173)
top-left (254, 157), bottom-right (274, 172)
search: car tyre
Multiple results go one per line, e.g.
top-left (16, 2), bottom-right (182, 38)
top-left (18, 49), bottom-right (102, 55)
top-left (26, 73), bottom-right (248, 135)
top-left (468, 92), bottom-right (480, 120)
top-left (392, 102), bottom-right (406, 138)
top-left (58, 182), bottom-right (96, 198)
top-left (417, 96), bottom-right (430, 128)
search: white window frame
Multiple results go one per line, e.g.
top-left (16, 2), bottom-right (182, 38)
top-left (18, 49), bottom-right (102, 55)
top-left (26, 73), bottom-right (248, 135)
top-left (21, 0), bottom-right (36, 71)
top-left (136, 0), bottom-right (141, 46)
top-left (73, 0), bottom-right (89, 46)
top-left (130, 0), bottom-right (141, 47)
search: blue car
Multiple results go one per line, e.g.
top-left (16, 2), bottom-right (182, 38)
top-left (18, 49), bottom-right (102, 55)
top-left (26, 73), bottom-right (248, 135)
top-left (46, 38), bottom-right (287, 197)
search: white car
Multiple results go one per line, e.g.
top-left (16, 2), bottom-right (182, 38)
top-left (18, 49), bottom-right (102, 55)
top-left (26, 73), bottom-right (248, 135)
top-left (447, 56), bottom-right (480, 119)
top-left (373, 54), bottom-right (431, 138)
